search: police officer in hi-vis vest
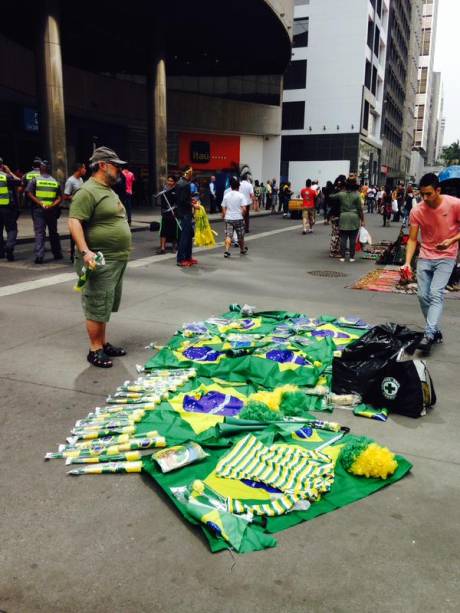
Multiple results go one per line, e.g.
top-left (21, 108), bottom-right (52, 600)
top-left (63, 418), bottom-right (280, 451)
top-left (0, 157), bottom-right (20, 261)
top-left (26, 160), bottom-right (63, 264)
top-left (21, 157), bottom-right (42, 205)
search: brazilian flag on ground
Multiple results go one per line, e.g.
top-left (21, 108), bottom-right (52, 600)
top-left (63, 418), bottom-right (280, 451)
top-left (48, 307), bottom-right (410, 553)
top-left (137, 308), bottom-right (412, 553)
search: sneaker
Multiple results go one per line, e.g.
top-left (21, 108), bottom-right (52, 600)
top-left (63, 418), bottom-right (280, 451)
top-left (339, 258), bottom-right (345, 262)
top-left (6, 250), bottom-right (14, 262)
top-left (232, 242), bottom-right (239, 248)
top-left (302, 230), bottom-right (307, 235)
top-left (224, 251), bottom-right (231, 258)
top-left (240, 247), bottom-right (248, 255)
top-left (433, 331), bottom-right (443, 344)
top-left (418, 335), bottom-right (433, 355)
top-left (177, 260), bottom-right (192, 267)
top-left (188, 258), bottom-right (198, 265)
top-left (308, 229), bottom-right (313, 234)
top-left (349, 258), bottom-right (355, 263)
top-left (34, 257), bottom-right (44, 264)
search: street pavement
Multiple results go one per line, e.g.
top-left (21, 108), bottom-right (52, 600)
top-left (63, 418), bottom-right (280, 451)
top-left (1, 211), bottom-right (459, 613)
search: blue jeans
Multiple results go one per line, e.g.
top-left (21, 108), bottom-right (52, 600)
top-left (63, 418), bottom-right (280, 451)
top-left (417, 258), bottom-right (456, 338)
top-left (177, 214), bottom-right (194, 263)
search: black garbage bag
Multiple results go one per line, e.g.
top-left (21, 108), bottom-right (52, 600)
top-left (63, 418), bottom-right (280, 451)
top-left (332, 323), bottom-right (423, 396)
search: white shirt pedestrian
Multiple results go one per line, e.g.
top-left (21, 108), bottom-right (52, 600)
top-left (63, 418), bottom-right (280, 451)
top-left (239, 179), bottom-right (254, 206)
top-left (222, 190), bottom-right (245, 220)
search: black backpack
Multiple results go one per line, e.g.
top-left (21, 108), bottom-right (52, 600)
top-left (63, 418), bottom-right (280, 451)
top-left (363, 359), bottom-right (436, 418)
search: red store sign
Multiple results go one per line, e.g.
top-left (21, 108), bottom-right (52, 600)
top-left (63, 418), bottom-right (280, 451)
top-left (179, 133), bottom-right (240, 171)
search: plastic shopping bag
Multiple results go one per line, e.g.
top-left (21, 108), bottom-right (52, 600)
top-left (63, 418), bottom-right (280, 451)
top-left (359, 226), bottom-right (372, 244)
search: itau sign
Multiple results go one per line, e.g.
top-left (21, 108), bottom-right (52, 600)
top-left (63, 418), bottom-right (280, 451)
top-left (179, 133), bottom-right (240, 170)
top-left (190, 141), bottom-right (211, 163)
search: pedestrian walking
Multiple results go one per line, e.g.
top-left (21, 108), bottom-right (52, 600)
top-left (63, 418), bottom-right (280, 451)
top-left (122, 166), bottom-right (135, 225)
top-left (366, 185), bottom-right (377, 213)
top-left (300, 179), bottom-right (316, 233)
top-left (322, 180), bottom-right (334, 224)
top-left (176, 166), bottom-right (200, 267)
top-left (222, 176), bottom-right (248, 258)
top-left (64, 162), bottom-right (87, 262)
top-left (402, 173), bottom-right (460, 354)
top-left (0, 158), bottom-right (20, 261)
top-left (159, 175), bottom-right (179, 253)
top-left (403, 185), bottom-right (414, 225)
top-left (272, 179), bottom-right (279, 212)
top-left (254, 180), bottom-right (262, 211)
top-left (68, 146), bottom-right (132, 368)
top-left (239, 173), bottom-right (254, 233)
top-left (26, 160), bottom-right (63, 264)
top-left (330, 177), bottom-right (364, 262)
top-left (392, 185), bottom-right (404, 222)
top-left (382, 187), bottom-right (392, 226)
top-left (260, 182), bottom-right (267, 209)
top-left (209, 175), bottom-right (217, 213)
top-left (376, 186), bottom-right (384, 214)
top-left (280, 181), bottom-right (293, 217)
top-left (328, 175), bottom-right (346, 257)
top-left (266, 180), bottom-right (273, 211)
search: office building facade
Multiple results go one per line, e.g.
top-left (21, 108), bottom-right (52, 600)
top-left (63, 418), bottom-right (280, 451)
top-left (380, 0), bottom-right (417, 185)
top-left (0, 0), bottom-right (293, 195)
top-left (410, 0), bottom-right (440, 181)
top-left (281, 0), bottom-right (389, 192)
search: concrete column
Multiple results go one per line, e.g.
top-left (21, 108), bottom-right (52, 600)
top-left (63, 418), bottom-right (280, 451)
top-left (147, 50), bottom-right (168, 199)
top-left (37, 0), bottom-right (67, 183)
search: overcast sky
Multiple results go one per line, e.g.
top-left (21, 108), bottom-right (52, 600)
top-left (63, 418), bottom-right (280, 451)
top-left (433, 0), bottom-right (459, 146)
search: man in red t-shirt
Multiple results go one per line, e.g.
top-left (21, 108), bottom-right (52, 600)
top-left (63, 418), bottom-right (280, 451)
top-left (403, 173), bottom-right (460, 354)
top-left (300, 179), bottom-right (317, 234)
top-left (122, 167), bottom-right (135, 226)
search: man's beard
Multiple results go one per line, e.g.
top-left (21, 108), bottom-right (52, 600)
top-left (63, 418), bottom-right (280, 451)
top-left (103, 168), bottom-right (118, 187)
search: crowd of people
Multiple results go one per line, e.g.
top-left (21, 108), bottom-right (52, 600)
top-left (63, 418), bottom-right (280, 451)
top-left (2, 146), bottom-right (459, 366)
top-left (0, 154), bottom-right (137, 264)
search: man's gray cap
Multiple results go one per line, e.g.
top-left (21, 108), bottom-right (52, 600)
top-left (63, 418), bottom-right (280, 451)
top-left (89, 146), bottom-right (127, 166)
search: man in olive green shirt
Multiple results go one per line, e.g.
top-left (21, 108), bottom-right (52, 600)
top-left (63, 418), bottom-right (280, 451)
top-left (69, 147), bottom-right (132, 368)
top-left (330, 179), bottom-right (364, 262)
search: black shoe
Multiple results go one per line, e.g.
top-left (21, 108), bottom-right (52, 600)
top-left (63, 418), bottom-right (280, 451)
top-left (0, 252), bottom-right (4, 259)
top-left (35, 257), bottom-right (44, 264)
top-left (418, 336), bottom-right (433, 355)
top-left (6, 250), bottom-right (14, 262)
top-left (433, 331), bottom-right (443, 344)
top-left (54, 253), bottom-right (63, 260)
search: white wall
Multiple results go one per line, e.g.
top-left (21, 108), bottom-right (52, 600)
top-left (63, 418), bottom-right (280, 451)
top-left (288, 160), bottom-right (350, 195)
top-left (262, 135), bottom-right (281, 182)
top-left (239, 135), bottom-right (282, 182)
top-left (240, 135), bottom-right (264, 180)
top-left (283, 0), bottom-right (369, 136)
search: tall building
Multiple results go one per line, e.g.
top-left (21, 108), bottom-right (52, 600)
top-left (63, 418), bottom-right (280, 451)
top-left (410, 0), bottom-right (440, 181)
top-left (426, 71), bottom-right (443, 165)
top-left (281, 0), bottom-right (389, 191)
top-left (380, 0), bottom-right (418, 185)
top-left (400, 0), bottom-right (423, 183)
top-left (0, 1), bottom-right (292, 194)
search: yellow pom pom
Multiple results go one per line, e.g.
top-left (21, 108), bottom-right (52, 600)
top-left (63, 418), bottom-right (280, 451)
top-left (192, 479), bottom-right (205, 495)
top-left (313, 361), bottom-right (322, 368)
top-left (248, 385), bottom-right (298, 411)
top-left (350, 443), bottom-right (398, 479)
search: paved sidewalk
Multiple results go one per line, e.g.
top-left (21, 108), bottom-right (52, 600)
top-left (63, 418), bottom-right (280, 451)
top-left (15, 205), bottom-right (273, 244)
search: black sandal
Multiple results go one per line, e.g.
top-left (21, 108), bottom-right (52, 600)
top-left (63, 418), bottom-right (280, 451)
top-left (87, 349), bottom-right (113, 368)
top-left (103, 342), bottom-right (127, 357)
